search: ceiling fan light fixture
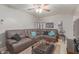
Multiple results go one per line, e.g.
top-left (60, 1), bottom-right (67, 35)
top-left (39, 9), bottom-right (42, 13)
top-left (36, 8), bottom-right (42, 13)
top-left (36, 9), bottom-right (39, 13)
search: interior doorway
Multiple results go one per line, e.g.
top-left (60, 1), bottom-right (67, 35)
top-left (73, 19), bottom-right (79, 39)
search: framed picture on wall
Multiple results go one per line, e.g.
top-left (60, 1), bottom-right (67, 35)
top-left (46, 23), bottom-right (54, 28)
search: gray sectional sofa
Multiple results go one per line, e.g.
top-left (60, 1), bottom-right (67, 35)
top-left (5, 29), bottom-right (59, 54)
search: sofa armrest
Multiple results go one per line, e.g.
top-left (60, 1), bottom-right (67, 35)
top-left (7, 39), bottom-right (17, 44)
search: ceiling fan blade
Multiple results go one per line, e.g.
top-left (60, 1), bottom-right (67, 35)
top-left (44, 9), bottom-right (50, 12)
top-left (44, 4), bottom-right (48, 6)
top-left (27, 8), bottom-right (35, 10)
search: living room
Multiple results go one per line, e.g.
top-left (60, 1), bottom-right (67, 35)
top-left (0, 4), bottom-right (78, 54)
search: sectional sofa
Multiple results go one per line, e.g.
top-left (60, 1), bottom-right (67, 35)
top-left (5, 29), bottom-right (59, 54)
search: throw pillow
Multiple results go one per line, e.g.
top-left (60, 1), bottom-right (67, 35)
top-left (48, 31), bottom-right (55, 37)
top-left (31, 31), bottom-right (37, 38)
top-left (11, 34), bottom-right (21, 41)
top-left (43, 31), bottom-right (48, 35)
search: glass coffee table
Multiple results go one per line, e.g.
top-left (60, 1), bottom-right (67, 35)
top-left (32, 41), bottom-right (54, 54)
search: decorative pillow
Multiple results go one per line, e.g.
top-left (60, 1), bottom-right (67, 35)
top-left (48, 31), bottom-right (55, 37)
top-left (31, 32), bottom-right (37, 38)
top-left (11, 34), bottom-right (21, 41)
top-left (43, 31), bottom-right (48, 35)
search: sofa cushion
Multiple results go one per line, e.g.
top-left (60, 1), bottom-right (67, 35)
top-left (7, 39), bottom-right (17, 44)
top-left (13, 38), bottom-right (32, 46)
top-left (12, 38), bottom-right (32, 53)
top-left (6, 30), bottom-right (26, 39)
top-left (25, 29), bottom-right (38, 38)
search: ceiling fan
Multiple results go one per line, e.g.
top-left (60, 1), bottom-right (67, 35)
top-left (27, 4), bottom-right (50, 13)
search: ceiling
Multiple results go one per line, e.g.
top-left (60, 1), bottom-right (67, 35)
top-left (4, 4), bottom-right (78, 18)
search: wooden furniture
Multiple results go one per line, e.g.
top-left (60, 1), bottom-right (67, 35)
top-left (67, 39), bottom-right (75, 54)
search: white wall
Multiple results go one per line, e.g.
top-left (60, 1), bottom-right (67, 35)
top-left (0, 5), bottom-right (37, 34)
top-left (73, 6), bottom-right (79, 38)
top-left (40, 14), bottom-right (73, 39)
